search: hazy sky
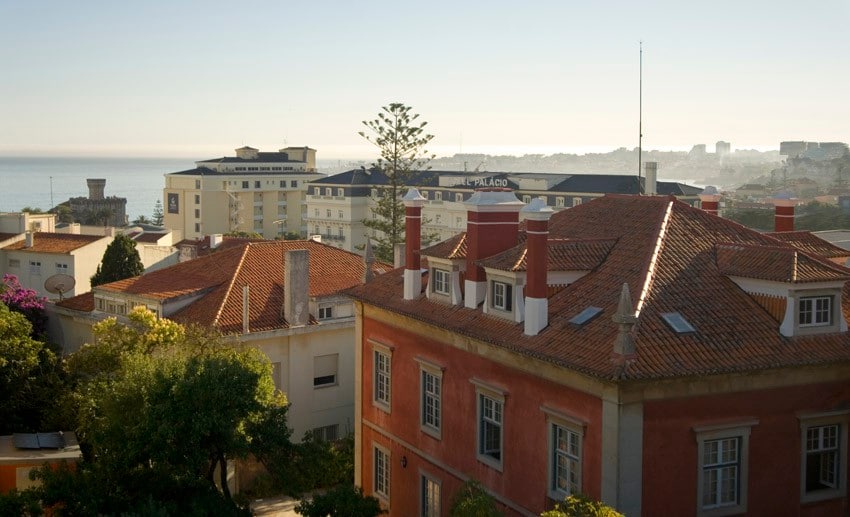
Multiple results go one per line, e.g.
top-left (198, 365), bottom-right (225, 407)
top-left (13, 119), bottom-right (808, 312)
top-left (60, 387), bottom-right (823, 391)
top-left (1, 1), bottom-right (848, 159)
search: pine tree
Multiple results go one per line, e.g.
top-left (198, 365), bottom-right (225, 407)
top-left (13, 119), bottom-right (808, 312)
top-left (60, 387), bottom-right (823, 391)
top-left (91, 234), bottom-right (144, 287)
top-left (360, 103), bottom-right (435, 263)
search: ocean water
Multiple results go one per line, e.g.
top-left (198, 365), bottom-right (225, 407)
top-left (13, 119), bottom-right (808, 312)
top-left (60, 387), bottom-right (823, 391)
top-left (0, 157), bottom-right (189, 221)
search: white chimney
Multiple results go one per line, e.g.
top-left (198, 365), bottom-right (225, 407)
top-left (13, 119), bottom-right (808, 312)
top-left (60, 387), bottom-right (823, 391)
top-left (24, 231), bottom-right (34, 248)
top-left (210, 233), bottom-right (223, 249)
top-left (284, 249), bottom-right (310, 327)
top-left (644, 162), bottom-right (658, 196)
top-left (69, 223), bottom-right (81, 235)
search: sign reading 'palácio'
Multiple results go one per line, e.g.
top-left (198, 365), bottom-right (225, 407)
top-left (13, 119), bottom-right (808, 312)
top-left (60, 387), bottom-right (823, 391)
top-left (457, 176), bottom-right (510, 188)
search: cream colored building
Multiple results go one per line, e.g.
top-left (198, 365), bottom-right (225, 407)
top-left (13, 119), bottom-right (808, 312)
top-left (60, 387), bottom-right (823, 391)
top-left (0, 212), bottom-right (57, 233)
top-left (163, 146), bottom-right (323, 240)
top-left (306, 168), bottom-right (703, 254)
top-left (0, 231), bottom-right (110, 300)
top-left (49, 239), bottom-right (390, 442)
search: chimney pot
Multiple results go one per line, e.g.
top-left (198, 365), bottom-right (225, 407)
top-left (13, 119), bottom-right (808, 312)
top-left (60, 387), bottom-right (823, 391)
top-left (402, 188), bottom-right (426, 300)
top-left (644, 162), bottom-right (658, 196)
top-left (24, 231), bottom-right (34, 248)
top-left (773, 192), bottom-right (795, 232)
top-left (698, 186), bottom-right (722, 216)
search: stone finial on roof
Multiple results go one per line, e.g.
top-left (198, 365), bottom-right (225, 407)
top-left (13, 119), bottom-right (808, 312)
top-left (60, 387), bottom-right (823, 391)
top-left (363, 238), bottom-right (375, 283)
top-left (612, 283), bottom-right (637, 360)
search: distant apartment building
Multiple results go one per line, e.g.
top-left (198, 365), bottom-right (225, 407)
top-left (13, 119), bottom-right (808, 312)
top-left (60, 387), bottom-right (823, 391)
top-left (163, 146), bottom-right (324, 240)
top-left (715, 140), bottom-right (731, 157)
top-left (306, 168), bottom-right (702, 254)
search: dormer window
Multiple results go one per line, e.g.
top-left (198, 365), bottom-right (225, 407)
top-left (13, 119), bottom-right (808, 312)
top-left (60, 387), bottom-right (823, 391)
top-left (799, 296), bottom-right (832, 327)
top-left (318, 304), bottom-right (333, 320)
top-left (492, 281), bottom-right (513, 311)
top-left (432, 269), bottom-right (450, 295)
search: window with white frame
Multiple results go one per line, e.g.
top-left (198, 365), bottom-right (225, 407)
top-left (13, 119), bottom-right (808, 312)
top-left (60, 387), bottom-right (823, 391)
top-left (455, 193), bottom-right (463, 202)
top-left (313, 354), bottom-right (338, 388)
top-left (421, 474), bottom-right (441, 517)
top-left (523, 195), bottom-right (531, 203)
top-left (432, 269), bottom-right (450, 295)
top-left (337, 188), bottom-right (344, 197)
top-left (695, 422), bottom-right (753, 516)
top-left (8, 259), bottom-right (20, 268)
top-left (338, 210), bottom-right (343, 219)
top-left (799, 296), bottom-right (832, 327)
top-left (325, 188), bottom-right (332, 196)
top-left (572, 197), bottom-right (583, 207)
top-left (373, 347), bottom-right (391, 411)
top-left (55, 263), bottom-right (68, 274)
top-left (29, 261), bottom-right (41, 275)
top-left (435, 191), bottom-right (442, 201)
top-left (800, 411), bottom-right (848, 503)
top-left (374, 444), bottom-right (390, 501)
top-left (318, 304), bottom-right (333, 320)
top-left (475, 384), bottom-right (504, 469)
top-left (492, 281), bottom-right (512, 311)
top-left (420, 366), bottom-right (442, 436)
top-left (550, 421), bottom-right (582, 498)
top-left (556, 197), bottom-right (565, 207)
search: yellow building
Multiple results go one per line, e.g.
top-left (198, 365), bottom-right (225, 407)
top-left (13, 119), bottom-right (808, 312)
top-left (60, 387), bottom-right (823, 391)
top-left (163, 146), bottom-right (323, 240)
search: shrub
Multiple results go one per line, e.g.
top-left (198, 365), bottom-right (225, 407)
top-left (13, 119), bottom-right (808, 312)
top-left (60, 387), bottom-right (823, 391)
top-left (295, 484), bottom-right (384, 517)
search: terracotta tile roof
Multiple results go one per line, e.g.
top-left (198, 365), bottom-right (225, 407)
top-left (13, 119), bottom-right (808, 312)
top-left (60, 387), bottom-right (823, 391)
top-left (766, 231), bottom-right (850, 259)
top-left (422, 233), bottom-right (468, 260)
top-left (716, 243), bottom-right (850, 283)
top-left (84, 240), bottom-right (390, 334)
top-left (55, 292), bottom-right (94, 312)
top-left (2, 233), bottom-right (105, 254)
top-left (479, 238), bottom-right (616, 272)
top-left (0, 232), bottom-right (21, 242)
top-left (347, 195), bottom-right (850, 381)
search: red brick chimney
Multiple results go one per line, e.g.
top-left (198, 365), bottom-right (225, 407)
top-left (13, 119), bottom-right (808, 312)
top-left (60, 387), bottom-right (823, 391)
top-left (463, 189), bottom-right (524, 308)
top-left (773, 192), bottom-right (795, 232)
top-left (403, 188), bottom-right (426, 300)
top-left (698, 186), bottom-right (721, 216)
top-left (522, 197), bottom-right (553, 336)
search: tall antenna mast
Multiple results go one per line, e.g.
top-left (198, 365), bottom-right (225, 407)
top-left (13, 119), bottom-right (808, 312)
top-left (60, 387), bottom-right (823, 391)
top-left (638, 41), bottom-right (643, 194)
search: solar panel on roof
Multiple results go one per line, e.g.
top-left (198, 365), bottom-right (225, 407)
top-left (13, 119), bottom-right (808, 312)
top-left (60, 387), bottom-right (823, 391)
top-left (37, 432), bottom-right (65, 449)
top-left (12, 433), bottom-right (40, 449)
top-left (661, 312), bottom-right (696, 334)
top-left (569, 306), bottom-right (603, 326)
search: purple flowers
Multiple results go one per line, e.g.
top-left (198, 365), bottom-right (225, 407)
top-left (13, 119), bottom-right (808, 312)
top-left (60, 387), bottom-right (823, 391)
top-left (1, 274), bottom-right (48, 337)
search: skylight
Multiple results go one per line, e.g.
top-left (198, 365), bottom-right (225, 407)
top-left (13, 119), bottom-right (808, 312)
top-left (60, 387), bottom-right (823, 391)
top-left (661, 312), bottom-right (696, 334)
top-left (569, 306), bottom-right (603, 326)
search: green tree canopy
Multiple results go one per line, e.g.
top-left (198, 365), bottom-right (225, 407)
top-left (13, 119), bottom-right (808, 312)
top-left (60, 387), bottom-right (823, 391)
top-left (42, 307), bottom-right (287, 514)
top-left (295, 484), bottom-right (384, 517)
top-left (360, 102), bottom-right (435, 263)
top-left (90, 233), bottom-right (144, 287)
top-left (0, 302), bottom-right (61, 434)
top-left (450, 479), bottom-right (502, 517)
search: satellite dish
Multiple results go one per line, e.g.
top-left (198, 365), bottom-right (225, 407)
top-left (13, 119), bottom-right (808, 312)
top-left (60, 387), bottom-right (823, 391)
top-left (44, 274), bottom-right (76, 300)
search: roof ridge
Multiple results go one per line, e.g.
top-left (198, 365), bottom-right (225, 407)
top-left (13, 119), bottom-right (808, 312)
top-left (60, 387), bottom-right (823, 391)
top-left (212, 244), bottom-right (251, 327)
top-left (635, 200), bottom-right (674, 317)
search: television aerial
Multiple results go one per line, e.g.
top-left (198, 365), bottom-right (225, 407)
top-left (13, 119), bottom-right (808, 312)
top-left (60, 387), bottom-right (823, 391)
top-left (44, 274), bottom-right (76, 300)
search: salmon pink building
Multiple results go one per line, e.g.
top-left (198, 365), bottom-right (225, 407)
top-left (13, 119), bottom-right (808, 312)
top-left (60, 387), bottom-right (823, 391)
top-left (346, 190), bottom-right (850, 516)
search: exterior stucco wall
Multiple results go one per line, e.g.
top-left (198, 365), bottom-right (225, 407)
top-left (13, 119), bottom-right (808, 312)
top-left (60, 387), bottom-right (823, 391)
top-left (359, 316), bottom-right (604, 515)
top-left (642, 381), bottom-right (850, 516)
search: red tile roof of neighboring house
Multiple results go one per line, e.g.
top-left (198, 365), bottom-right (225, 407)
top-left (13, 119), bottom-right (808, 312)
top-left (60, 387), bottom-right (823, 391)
top-left (0, 233), bottom-right (20, 242)
top-left (55, 292), bottom-right (95, 312)
top-left (67, 240), bottom-right (391, 334)
top-left (347, 195), bottom-right (850, 381)
top-left (716, 243), bottom-right (850, 283)
top-left (765, 231), bottom-right (850, 259)
top-left (480, 238), bottom-right (617, 272)
top-left (2, 233), bottom-right (104, 254)
top-left (421, 233), bottom-right (468, 260)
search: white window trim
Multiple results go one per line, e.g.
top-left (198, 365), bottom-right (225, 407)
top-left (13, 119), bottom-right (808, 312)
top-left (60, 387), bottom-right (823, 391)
top-left (799, 410), bottom-right (849, 504)
top-left (542, 406), bottom-right (588, 500)
top-left (420, 471), bottom-right (442, 517)
top-left (694, 420), bottom-right (756, 517)
top-left (417, 358), bottom-right (444, 439)
top-left (373, 442), bottom-right (390, 504)
top-left (372, 342), bottom-right (393, 413)
top-left (472, 379), bottom-right (506, 471)
top-left (432, 268), bottom-right (450, 296)
top-left (798, 295), bottom-right (833, 328)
